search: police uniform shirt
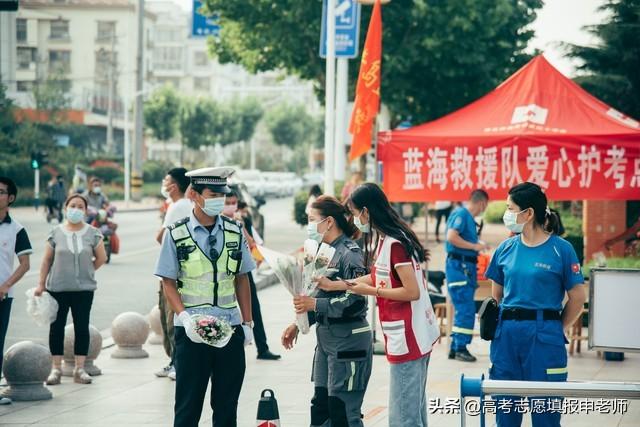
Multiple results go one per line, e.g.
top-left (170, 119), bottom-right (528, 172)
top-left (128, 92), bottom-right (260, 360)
top-left (154, 210), bottom-right (256, 326)
top-left (314, 234), bottom-right (368, 319)
top-left (445, 205), bottom-right (479, 257)
top-left (486, 235), bottom-right (583, 311)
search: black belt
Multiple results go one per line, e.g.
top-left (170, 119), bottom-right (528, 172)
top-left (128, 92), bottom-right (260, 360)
top-left (448, 253), bottom-right (478, 264)
top-left (501, 308), bottom-right (561, 321)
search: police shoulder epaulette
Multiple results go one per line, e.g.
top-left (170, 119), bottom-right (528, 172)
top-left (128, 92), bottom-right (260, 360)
top-left (344, 239), bottom-right (361, 252)
top-left (169, 218), bottom-right (190, 241)
top-left (168, 217), bottom-right (189, 230)
top-left (221, 216), bottom-right (242, 234)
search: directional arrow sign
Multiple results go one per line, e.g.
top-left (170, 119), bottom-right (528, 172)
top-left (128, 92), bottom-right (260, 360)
top-left (319, 0), bottom-right (361, 58)
top-left (191, 0), bottom-right (220, 38)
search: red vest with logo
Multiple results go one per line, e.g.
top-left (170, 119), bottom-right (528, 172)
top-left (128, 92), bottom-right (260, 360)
top-left (372, 236), bottom-right (440, 363)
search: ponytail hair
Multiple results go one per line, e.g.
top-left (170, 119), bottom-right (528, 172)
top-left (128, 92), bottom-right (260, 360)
top-left (311, 195), bottom-right (359, 240)
top-left (508, 182), bottom-right (560, 234)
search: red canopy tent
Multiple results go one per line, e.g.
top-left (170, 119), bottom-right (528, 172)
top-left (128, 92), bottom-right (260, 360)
top-left (377, 55), bottom-right (640, 202)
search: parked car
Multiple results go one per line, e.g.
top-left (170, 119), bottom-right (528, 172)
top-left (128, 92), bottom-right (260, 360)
top-left (234, 169), bottom-right (266, 198)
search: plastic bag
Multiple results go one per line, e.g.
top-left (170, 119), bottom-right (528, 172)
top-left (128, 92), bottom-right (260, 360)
top-left (25, 287), bottom-right (59, 327)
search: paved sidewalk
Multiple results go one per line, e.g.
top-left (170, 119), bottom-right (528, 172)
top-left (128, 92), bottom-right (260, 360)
top-left (1, 215), bottom-right (638, 426)
top-left (1, 282), bottom-right (638, 426)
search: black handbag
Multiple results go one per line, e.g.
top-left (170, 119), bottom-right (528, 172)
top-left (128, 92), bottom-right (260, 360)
top-left (478, 297), bottom-right (499, 340)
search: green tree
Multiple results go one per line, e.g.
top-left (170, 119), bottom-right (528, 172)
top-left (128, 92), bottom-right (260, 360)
top-left (233, 98), bottom-right (264, 142)
top-left (265, 104), bottom-right (315, 148)
top-left (179, 98), bottom-right (216, 150)
top-left (32, 73), bottom-right (71, 123)
top-left (0, 84), bottom-right (16, 151)
top-left (204, 0), bottom-right (542, 123)
top-left (566, 0), bottom-right (640, 119)
top-left (144, 85), bottom-right (182, 141)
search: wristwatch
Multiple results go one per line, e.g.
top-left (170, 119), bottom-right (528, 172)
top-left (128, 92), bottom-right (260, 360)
top-left (242, 320), bottom-right (254, 328)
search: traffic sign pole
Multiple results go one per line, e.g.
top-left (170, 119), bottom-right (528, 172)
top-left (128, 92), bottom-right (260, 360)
top-left (324, 0), bottom-right (337, 196)
top-left (34, 168), bottom-right (40, 211)
top-left (334, 58), bottom-right (348, 182)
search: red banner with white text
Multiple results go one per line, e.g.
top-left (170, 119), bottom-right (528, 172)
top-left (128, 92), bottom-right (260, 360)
top-left (379, 138), bottom-right (640, 202)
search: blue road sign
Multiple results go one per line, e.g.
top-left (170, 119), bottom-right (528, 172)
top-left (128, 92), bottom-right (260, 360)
top-left (319, 0), bottom-right (361, 58)
top-left (192, 0), bottom-right (220, 38)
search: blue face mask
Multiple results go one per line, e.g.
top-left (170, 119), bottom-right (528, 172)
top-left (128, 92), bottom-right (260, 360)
top-left (306, 218), bottom-right (328, 243)
top-left (66, 208), bottom-right (85, 224)
top-left (354, 211), bottom-right (370, 233)
top-left (200, 196), bottom-right (226, 217)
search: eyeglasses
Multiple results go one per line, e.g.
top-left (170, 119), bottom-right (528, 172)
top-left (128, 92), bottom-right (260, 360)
top-left (208, 235), bottom-right (219, 260)
top-left (0, 190), bottom-right (9, 196)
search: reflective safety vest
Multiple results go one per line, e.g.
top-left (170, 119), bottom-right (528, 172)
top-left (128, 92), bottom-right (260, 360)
top-left (169, 217), bottom-right (243, 309)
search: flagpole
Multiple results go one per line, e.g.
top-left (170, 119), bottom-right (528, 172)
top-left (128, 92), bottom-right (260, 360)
top-left (324, 0), bottom-right (337, 196)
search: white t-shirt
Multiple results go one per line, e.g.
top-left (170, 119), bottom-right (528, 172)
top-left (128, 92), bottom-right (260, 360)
top-left (163, 198), bottom-right (193, 228)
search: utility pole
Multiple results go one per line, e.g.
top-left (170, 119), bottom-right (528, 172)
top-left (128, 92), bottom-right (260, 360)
top-left (334, 58), bottom-right (348, 182)
top-left (132, 0), bottom-right (144, 201)
top-left (106, 33), bottom-right (116, 154)
top-left (323, 0), bottom-right (337, 196)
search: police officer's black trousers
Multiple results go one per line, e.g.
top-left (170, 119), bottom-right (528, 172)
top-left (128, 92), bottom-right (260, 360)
top-left (248, 272), bottom-right (269, 355)
top-left (174, 325), bottom-right (246, 427)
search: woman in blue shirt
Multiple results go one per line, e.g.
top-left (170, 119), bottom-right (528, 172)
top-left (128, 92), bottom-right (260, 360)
top-left (486, 182), bottom-right (586, 427)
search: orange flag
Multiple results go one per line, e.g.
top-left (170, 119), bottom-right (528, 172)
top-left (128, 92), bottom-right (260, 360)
top-left (348, 0), bottom-right (382, 161)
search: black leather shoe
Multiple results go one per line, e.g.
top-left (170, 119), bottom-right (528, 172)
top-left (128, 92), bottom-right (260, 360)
top-left (454, 349), bottom-right (477, 362)
top-left (257, 351), bottom-right (281, 360)
top-left (448, 349), bottom-right (456, 359)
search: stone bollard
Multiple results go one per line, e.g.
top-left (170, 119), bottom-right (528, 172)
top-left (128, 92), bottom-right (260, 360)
top-left (111, 312), bottom-right (150, 359)
top-left (147, 305), bottom-right (164, 345)
top-left (1, 341), bottom-right (52, 401)
top-left (62, 324), bottom-right (103, 377)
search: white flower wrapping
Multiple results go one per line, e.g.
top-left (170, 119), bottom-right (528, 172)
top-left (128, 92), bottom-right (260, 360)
top-left (258, 240), bottom-right (336, 335)
top-left (191, 314), bottom-right (234, 348)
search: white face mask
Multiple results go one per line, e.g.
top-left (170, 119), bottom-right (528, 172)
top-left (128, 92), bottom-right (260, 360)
top-left (160, 185), bottom-right (171, 199)
top-left (354, 211), bottom-right (370, 233)
top-left (503, 209), bottom-right (526, 234)
top-left (306, 217), bottom-right (328, 243)
top-left (199, 196), bottom-right (225, 217)
top-left (66, 207), bottom-right (85, 224)
top-left (92, 186), bottom-right (102, 195)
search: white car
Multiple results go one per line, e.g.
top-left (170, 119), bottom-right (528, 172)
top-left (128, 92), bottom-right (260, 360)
top-left (233, 169), bottom-right (266, 198)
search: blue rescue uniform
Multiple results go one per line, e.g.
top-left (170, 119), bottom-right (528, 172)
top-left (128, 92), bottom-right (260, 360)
top-left (486, 234), bottom-right (584, 427)
top-left (445, 206), bottom-right (479, 351)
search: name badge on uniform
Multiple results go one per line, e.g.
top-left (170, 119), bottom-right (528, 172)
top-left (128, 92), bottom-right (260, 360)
top-left (226, 242), bottom-right (239, 249)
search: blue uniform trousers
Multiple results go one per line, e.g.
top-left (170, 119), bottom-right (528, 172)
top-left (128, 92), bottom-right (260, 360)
top-left (445, 257), bottom-right (477, 351)
top-left (489, 312), bottom-right (568, 427)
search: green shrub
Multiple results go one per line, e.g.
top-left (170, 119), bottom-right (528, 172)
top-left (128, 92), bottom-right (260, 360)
top-left (89, 166), bottom-right (122, 184)
top-left (294, 190), bottom-right (308, 226)
top-left (484, 201), bottom-right (505, 224)
top-left (583, 257), bottom-right (640, 277)
top-left (143, 160), bottom-right (173, 183)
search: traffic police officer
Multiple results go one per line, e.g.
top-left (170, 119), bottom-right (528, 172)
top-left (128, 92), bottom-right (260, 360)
top-left (486, 182), bottom-right (585, 427)
top-left (445, 189), bottom-right (489, 362)
top-left (283, 195), bottom-right (372, 427)
top-left (155, 167), bottom-right (256, 427)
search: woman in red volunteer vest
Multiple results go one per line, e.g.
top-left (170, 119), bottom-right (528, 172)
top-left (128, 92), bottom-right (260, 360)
top-left (317, 183), bottom-right (440, 427)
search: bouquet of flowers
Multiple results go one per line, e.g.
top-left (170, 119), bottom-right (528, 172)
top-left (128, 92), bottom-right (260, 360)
top-left (191, 314), bottom-right (234, 348)
top-left (303, 241), bottom-right (336, 296)
top-left (258, 240), bottom-right (336, 334)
